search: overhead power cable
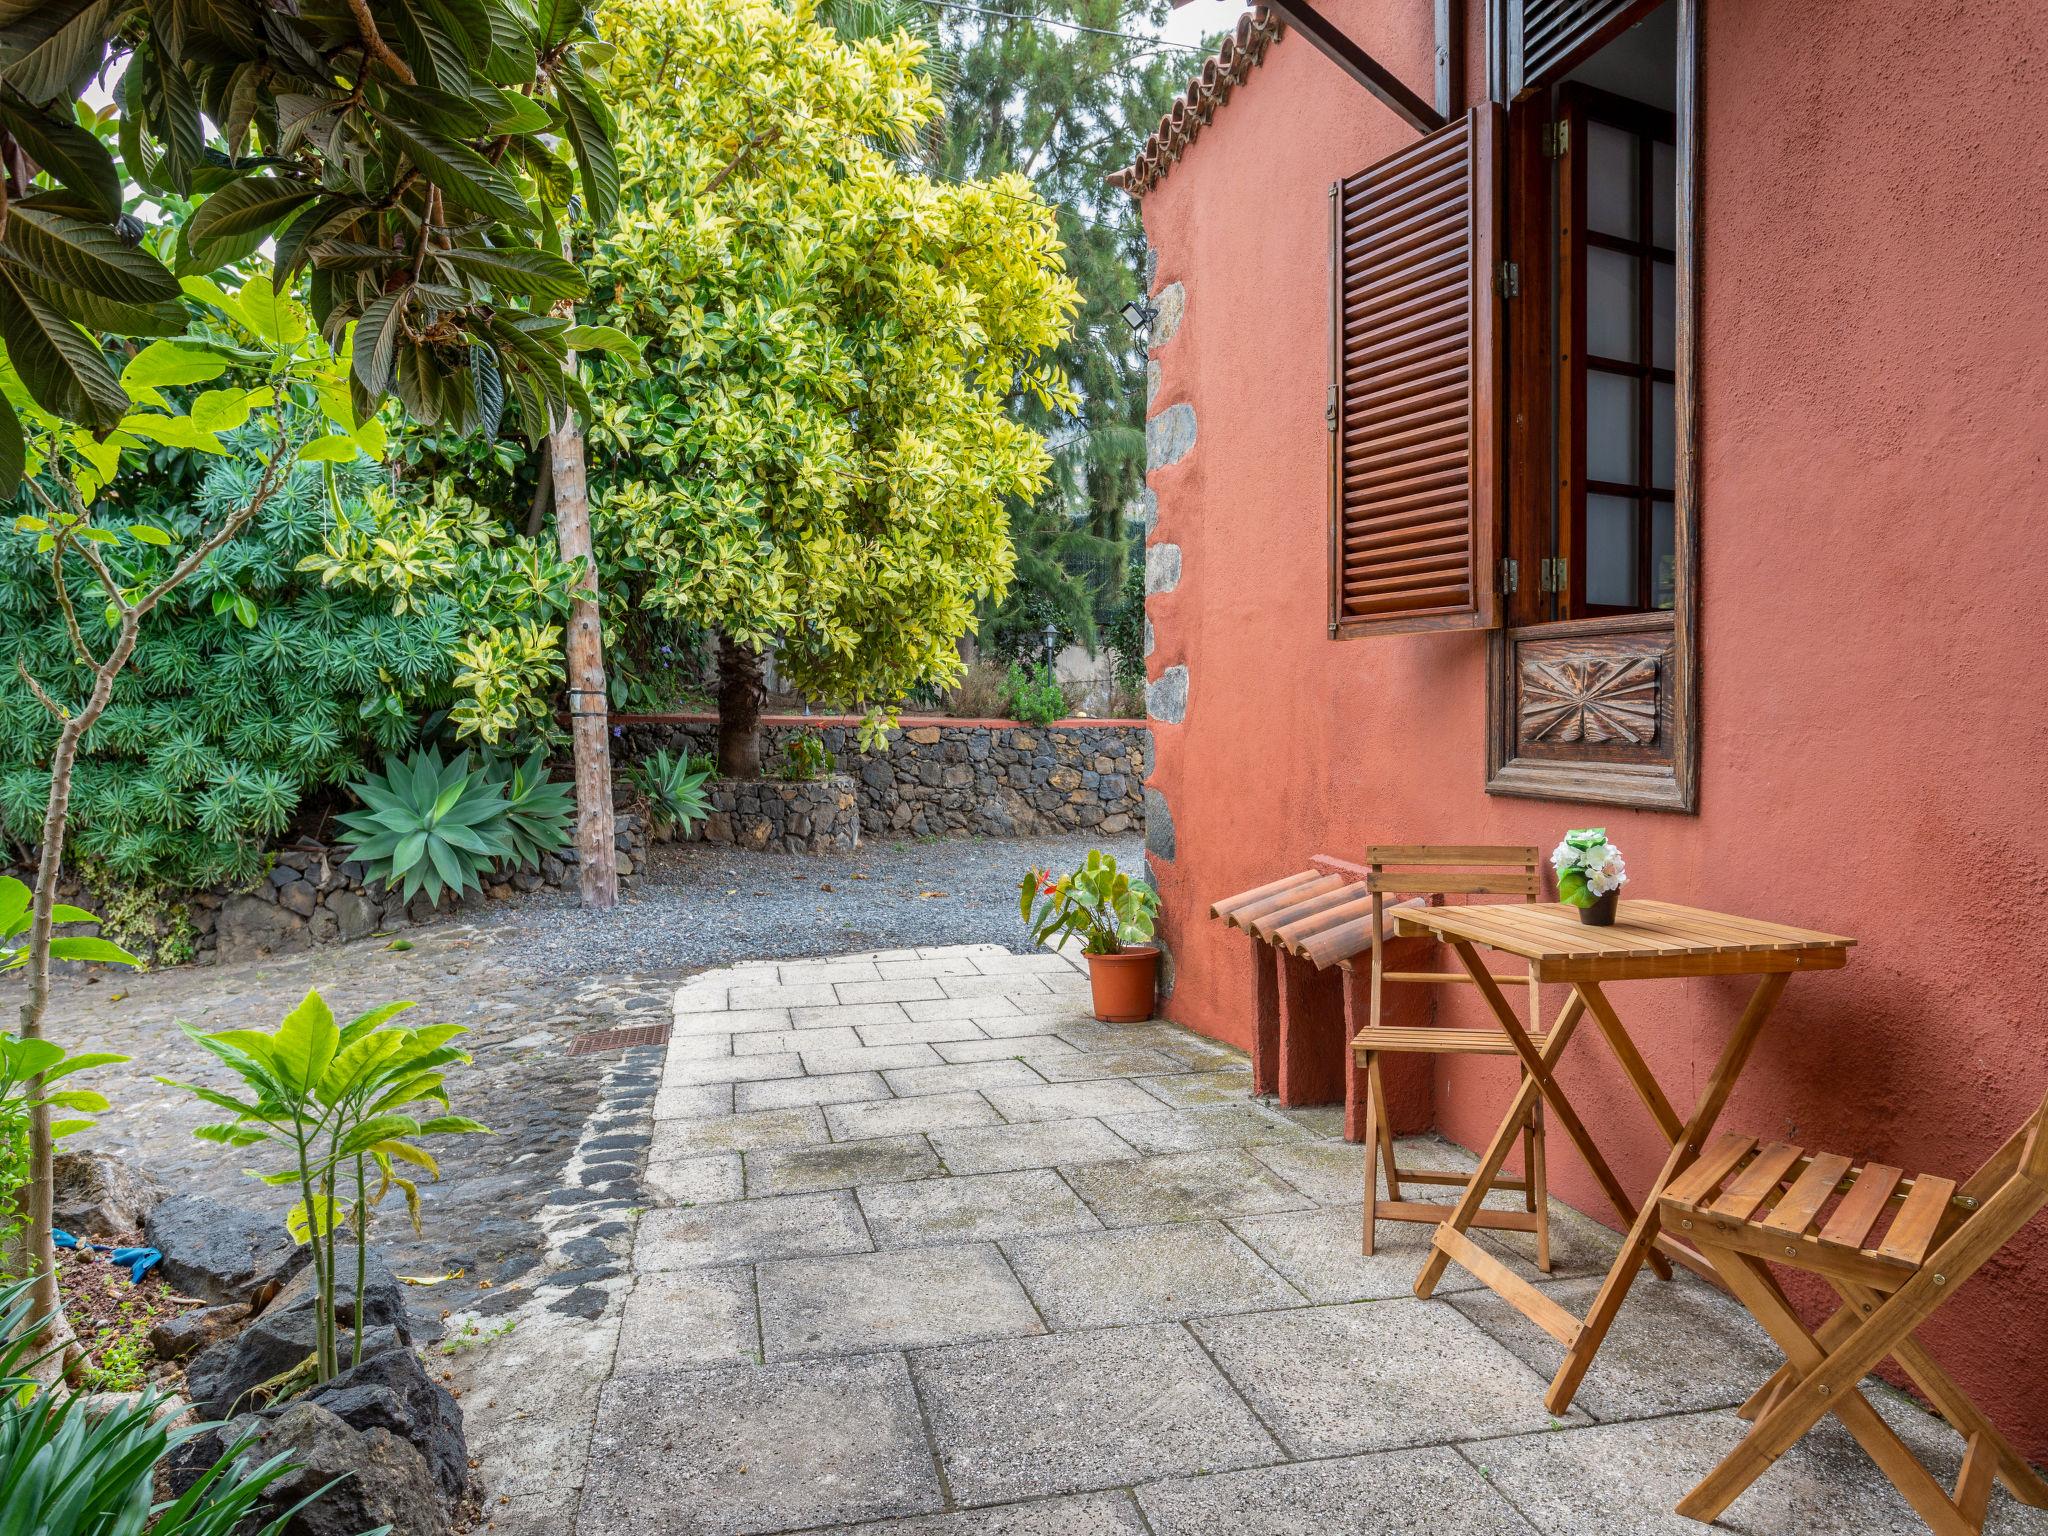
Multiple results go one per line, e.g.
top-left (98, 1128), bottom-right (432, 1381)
top-left (916, 0), bottom-right (1211, 53)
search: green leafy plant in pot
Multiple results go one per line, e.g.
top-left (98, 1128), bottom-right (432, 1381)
top-left (1551, 828), bottom-right (1628, 925)
top-left (1019, 851), bottom-right (1160, 1022)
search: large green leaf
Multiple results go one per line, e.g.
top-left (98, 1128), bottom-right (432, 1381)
top-left (273, 988), bottom-right (340, 1094)
top-left (0, 0), bottom-right (114, 106)
top-left (353, 291), bottom-right (408, 396)
top-left (373, 113), bottom-right (536, 229)
top-left (0, 392), bottom-right (20, 496)
top-left (185, 176), bottom-right (322, 270)
top-left (0, 86), bottom-right (119, 218)
top-left (121, 337), bottom-right (227, 391)
top-left (555, 72), bottom-right (617, 227)
top-left (0, 204), bottom-right (180, 303)
top-left (17, 272), bottom-right (185, 337)
top-left (441, 243), bottom-right (586, 303)
top-left (0, 264), bottom-right (125, 428)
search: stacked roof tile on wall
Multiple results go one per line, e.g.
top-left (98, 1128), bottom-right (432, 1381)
top-left (1109, 7), bottom-right (1285, 198)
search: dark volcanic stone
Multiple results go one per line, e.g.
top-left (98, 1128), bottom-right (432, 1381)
top-left (311, 1344), bottom-right (476, 1506)
top-left (146, 1194), bottom-right (308, 1306)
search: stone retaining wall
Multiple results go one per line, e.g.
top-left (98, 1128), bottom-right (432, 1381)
top-left (618, 716), bottom-right (1149, 840)
top-left (685, 775), bottom-right (860, 854)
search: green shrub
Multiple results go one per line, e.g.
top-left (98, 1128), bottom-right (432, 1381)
top-left (1004, 664), bottom-right (1066, 726)
top-left (0, 428), bottom-right (575, 891)
top-left (776, 734), bottom-right (835, 782)
top-left (489, 748), bottom-right (575, 869)
top-left (1103, 553), bottom-right (1147, 697)
top-left (631, 749), bottom-right (713, 837)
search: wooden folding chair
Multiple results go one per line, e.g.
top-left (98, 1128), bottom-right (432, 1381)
top-left (1350, 845), bottom-right (1551, 1268)
top-left (1658, 1087), bottom-right (2048, 1534)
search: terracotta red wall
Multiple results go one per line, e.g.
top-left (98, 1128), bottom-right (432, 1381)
top-left (1138, 0), bottom-right (2048, 1451)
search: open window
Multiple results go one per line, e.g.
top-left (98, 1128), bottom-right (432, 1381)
top-left (1488, 0), bottom-right (1696, 809)
top-left (1325, 0), bottom-right (1696, 809)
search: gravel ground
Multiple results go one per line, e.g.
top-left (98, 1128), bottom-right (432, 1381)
top-left (499, 831), bottom-right (1146, 976)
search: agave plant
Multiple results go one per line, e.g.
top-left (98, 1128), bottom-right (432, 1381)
top-left (163, 992), bottom-right (489, 1382)
top-left (0, 1278), bottom-right (381, 1535)
top-left (336, 750), bottom-right (513, 905)
top-left (628, 748), bottom-right (713, 838)
top-left (484, 749), bottom-right (575, 869)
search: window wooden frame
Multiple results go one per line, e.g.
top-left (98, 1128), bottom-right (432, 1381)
top-left (1485, 0), bottom-right (1698, 812)
top-left (1560, 84), bottom-right (1677, 618)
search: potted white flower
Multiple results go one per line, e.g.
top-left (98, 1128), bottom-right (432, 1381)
top-left (1551, 827), bottom-right (1627, 925)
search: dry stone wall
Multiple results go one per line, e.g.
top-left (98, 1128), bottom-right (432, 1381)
top-left (618, 717), bottom-right (1150, 841)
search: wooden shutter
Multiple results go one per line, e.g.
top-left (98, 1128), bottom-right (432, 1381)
top-left (1327, 105), bottom-right (1503, 638)
top-left (1508, 0), bottom-right (1666, 96)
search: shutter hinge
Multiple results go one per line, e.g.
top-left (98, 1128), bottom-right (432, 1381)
top-left (1325, 385), bottom-right (1337, 431)
top-left (1538, 557), bottom-right (1568, 594)
top-left (1497, 260), bottom-right (1521, 299)
top-left (1543, 120), bottom-right (1569, 158)
top-left (1499, 558), bottom-right (1518, 595)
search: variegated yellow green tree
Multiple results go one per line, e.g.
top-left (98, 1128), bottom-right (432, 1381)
top-left (583, 0), bottom-right (1080, 775)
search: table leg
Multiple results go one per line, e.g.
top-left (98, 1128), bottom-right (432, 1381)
top-left (1413, 987), bottom-right (1586, 1299)
top-left (1446, 941), bottom-right (1672, 1283)
top-left (1542, 971), bottom-right (1789, 1415)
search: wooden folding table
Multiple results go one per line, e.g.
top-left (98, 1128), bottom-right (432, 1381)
top-left (1392, 897), bottom-right (1855, 1415)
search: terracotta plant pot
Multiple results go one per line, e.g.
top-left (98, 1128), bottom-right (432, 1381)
top-left (1577, 889), bottom-right (1619, 926)
top-left (1085, 946), bottom-right (1159, 1022)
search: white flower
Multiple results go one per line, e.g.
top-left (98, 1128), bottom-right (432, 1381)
top-left (1550, 839), bottom-right (1579, 871)
top-left (1585, 849), bottom-right (1628, 896)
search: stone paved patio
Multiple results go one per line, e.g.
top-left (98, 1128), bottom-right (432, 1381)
top-left (487, 944), bottom-right (2048, 1536)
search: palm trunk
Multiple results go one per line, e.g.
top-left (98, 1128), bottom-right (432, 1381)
top-left (716, 635), bottom-right (765, 780)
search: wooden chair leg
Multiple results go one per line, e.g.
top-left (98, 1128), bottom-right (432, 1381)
top-left (1529, 1097), bottom-right (1551, 1274)
top-left (1679, 1252), bottom-right (1976, 1535)
top-left (1361, 1052), bottom-right (1381, 1256)
top-left (1370, 1055), bottom-right (1402, 1203)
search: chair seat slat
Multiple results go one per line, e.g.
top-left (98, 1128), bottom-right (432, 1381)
top-left (1352, 1027), bottom-right (1550, 1057)
top-left (1760, 1152), bottom-right (1853, 1237)
top-left (1663, 1133), bottom-right (1758, 1208)
top-left (1877, 1174), bottom-right (1957, 1265)
top-left (1818, 1162), bottom-right (1903, 1250)
top-left (1707, 1141), bottom-right (1806, 1222)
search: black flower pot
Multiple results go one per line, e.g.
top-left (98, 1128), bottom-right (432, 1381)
top-left (1578, 889), bottom-right (1619, 926)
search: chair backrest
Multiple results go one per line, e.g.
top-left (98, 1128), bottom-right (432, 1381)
top-left (1363, 846), bottom-right (1544, 1033)
top-left (1364, 845), bottom-right (1543, 901)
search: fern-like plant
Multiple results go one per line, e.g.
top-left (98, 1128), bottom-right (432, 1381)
top-left (336, 751), bottom-right (514, 905)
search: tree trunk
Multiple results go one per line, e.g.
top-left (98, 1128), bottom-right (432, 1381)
top-left (548, 412), bottom-right (619, 910)
top-left (717, 635), bottom-right (765, 780)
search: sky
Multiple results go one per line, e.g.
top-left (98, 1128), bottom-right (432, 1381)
top-left (1145, 0), bottom-right (1251, 51)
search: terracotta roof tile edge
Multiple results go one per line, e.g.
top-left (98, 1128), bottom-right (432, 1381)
top-left (1109, 7), bottom-right (1285, 198)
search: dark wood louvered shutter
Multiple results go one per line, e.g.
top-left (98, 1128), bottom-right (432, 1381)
top-left (1508, 0), bottom-right (1666, 96)
top-left (1327, 105), bottom-right (1503, 638)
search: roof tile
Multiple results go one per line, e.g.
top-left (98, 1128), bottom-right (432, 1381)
top-left (1110, 8), bottom-right (1286, 198)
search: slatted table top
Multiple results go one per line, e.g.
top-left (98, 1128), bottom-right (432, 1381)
top-left (1392, 898), bottom-right (1856, 983)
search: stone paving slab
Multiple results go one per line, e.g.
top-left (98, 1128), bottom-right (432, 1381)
top-left (581, 1353), bottom-right (944, 1534)
top-left (1187, 1301), bottom-right (1588, 1457)
top-left (743, 1133), bottom-right (941, 1196)
top-left (1000, 1220), bottom-right (1303, 1328)
top-left (1060, 1148), bottom-right (1316, 1226)
top-left (1468, 1392), bottom-right (2048, 1535)
top-left (825, 1090), bottom-right (1004, 1140)
top-left (911, 1323), bottom-right (1283, 1506)
top-left (757, 1242), bottom-right (1044, 1360)
top-left (927, 1118), bottom-right (1137, 1176)
top-left (1135, 1446), bottom-right (1537, 1535)
top-left (1447, 1270), bottom-right (1787, 1423)
top-left (657, 1106), bottom-right (830, 1156)
top-left (736, 1071), bottom-right (892, 1111)
top-left (638, 1190), bottom-right (870, 1269)
top-left (882, 1060), bottom-right (1046, 1098)
top-left (821, 1491), bottom-right (1148, 1536)
top-left (983, 1080), bottom-right (1165, 1123)
top-left (1227, 1201), bottom-right (1489, 1302)
top-left (1100, 1103), bottom-right (1313, 1154)
top-left (858, 1168), bottom-right (1103, 1248)
top-left (616, 1265), bottom-right (761, 1370)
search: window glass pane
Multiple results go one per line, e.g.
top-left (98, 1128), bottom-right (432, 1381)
top-left (1588, 121), bottom-right (1638, 239)
top-left (1652, 260), bottom-right (1675, 370)
top-left (1651, 379), bottom-right (1674, 489)
top-left (1586, 246), bottom-right (1639, 362)
top-left (1651, 500), bottom-right (1676, 610)
top-left (1586, 494), bottom-right (1638, 608)
top-left (1587, 370), bottom-right (1638, 484)
top-left (1652, 139), bottom-right (1676, 249)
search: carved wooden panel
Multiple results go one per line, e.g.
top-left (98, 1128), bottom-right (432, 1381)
top-left (1520, 654), bottom-right (1659, 745)
top-left (1487, 612), bottom-right (1685, 811)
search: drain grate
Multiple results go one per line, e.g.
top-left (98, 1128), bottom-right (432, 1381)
top-left (567, 1023), bottom-right (673, 1055)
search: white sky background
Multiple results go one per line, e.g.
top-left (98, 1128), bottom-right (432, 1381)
top-left (1141, 0), bottom-right (1250, 53)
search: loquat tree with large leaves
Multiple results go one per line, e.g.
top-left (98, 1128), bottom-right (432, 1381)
top-left (583, 0), bottom-right (1080, 776)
